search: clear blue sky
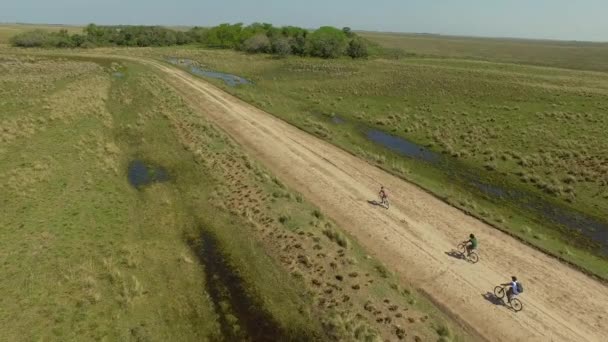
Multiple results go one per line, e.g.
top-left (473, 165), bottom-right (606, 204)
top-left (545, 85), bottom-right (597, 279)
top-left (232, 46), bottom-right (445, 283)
top-left (2, 0), bottom-right (608, 42)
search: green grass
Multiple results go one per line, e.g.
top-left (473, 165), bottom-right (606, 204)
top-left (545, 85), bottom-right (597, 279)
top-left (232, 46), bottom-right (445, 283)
top-left (98, 46), bottom-right (608, 279)
top-left (0, 55), bottom-right (318, 340)
top-left (360, 31), bottom-right (608, 72)
top-left (0, 52), bottom-right (473, 341)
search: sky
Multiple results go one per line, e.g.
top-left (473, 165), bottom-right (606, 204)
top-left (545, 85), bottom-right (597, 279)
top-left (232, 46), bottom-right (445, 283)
top-left (1, 0), bottom-right (608, 42)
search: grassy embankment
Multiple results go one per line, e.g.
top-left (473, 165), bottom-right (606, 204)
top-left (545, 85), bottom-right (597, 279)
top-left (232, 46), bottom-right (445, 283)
top-left (116, 46), bottom-right (608, 279)
top-left (0, 53), bottom-right (469, 341)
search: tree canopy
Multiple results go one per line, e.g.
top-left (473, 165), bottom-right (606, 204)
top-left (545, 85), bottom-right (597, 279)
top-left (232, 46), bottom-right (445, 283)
top-left (11, 23), bottom-right (371, 59)
top-left (308, 26), bottom-right (348, 58)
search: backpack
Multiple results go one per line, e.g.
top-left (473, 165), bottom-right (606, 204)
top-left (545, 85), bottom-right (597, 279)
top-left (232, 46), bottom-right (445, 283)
top-left (516, 282), bottom-right (524, 293)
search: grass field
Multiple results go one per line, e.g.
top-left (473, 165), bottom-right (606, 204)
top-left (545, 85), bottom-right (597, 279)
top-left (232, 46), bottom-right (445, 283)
top-left (0, 24), bottom-right (82, 43)
top-left (0, 52), bottom-right (469, 341)
top-left (360, 31), bottom-right (608, 72)
top-left (94, 46), bottom-right (608, 279)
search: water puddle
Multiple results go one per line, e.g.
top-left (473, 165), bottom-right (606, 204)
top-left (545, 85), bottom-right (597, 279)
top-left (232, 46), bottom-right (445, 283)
top-left (190, 230), bottom-right (288, 341)
top-left (319, 114), bottom-right (608, 253)
top-left (127, 160), bottom-right (169, 188)
top-left (366, 129), bottom-right (441, 164)
top-left (310, 112), bottom-right (346, 125)
top-left (167, 57), bottom-right (251, 87)
top-left (372, 134), bottom-right (608, 252)
top-left (112, 72), bottom-right (125, 78)
top-left (331, 115), bottom-right (346, 124)
top-left (365, 129), bottom-right (607, 252)
top-left (469, 177), bottom-right (608, 253)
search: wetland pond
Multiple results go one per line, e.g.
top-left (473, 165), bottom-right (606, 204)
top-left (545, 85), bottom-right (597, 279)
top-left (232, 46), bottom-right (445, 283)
top-left (167, 57), bottom-right (251, 87)
top-left (321, 114), bottom-right (608, 254)
top-left (128, 160), bottom-right (169, 188)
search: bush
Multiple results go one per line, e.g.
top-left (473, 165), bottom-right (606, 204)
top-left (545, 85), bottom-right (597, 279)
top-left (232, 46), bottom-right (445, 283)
top-left (347, 37), bottom-right (369, 59)
top-left (312, 209), bottom-right (324, 219)
top-left (10, 29), bottom-right (76, 48)
top-left (10, 30), bottom-right (51, 47)
top-left (435, 323), bottom-right (451, 338)
top-left (271, 37), bottom-right (292, 58)
top-left (322, 228), bottom-right (349, 248)
top-left (290, 35), bottom-right (308, 56)
top-left (70, 34), bottom-right (86, 47)
top-left (374, 264), bottom-right (390, 278)
top-left (243, 34), bottom-right (271, 53)
top-left (308, 26), bottom-right (348, 58)
top-left (202, 23), bottom-right (243, 48)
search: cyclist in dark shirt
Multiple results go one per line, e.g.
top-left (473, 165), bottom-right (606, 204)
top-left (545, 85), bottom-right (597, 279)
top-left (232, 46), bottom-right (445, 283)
top-left (464, 233), bottom-right (478, 256)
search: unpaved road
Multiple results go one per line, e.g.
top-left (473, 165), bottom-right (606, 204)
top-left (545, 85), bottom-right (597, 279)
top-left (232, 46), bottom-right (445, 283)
top-left (140, 57), bottom-right (607, 341)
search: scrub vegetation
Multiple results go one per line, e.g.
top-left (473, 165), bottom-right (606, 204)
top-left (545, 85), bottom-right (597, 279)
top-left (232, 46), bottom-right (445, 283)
top-left (9, 23), bottom-right (371, 59)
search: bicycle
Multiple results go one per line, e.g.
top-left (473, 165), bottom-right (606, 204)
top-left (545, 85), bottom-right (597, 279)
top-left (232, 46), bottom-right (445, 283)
top-left (457, 242), bottom-right (479, 263)
top-left (494, 285), bottom-right (523, 312)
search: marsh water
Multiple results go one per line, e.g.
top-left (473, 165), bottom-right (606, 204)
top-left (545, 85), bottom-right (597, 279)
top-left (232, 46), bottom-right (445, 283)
top-left (321, 114), bottom-right (608, 254)
top-left (167, 57), bottom-right (251, 87)
top-left (127, 160), bottom-right (169, 188)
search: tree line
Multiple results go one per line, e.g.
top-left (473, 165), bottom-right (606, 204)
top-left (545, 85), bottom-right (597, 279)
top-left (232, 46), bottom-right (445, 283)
top-left (11, 23), bottom-right (370, 59)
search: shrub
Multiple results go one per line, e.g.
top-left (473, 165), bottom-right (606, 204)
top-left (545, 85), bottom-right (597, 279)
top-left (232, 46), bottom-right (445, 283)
top-left (10, 30), bottom-right (51, 47)
top-left (322, 228), bottom-right (349, 248)
top-left (347, 37), bottom-right (369, 59)
top-left (243, 34), bottom-right (271, 53)
top-left (312, 209), bottom-right (324, 219)
top-left (308, 26), bottom-right (348, 58)
top-left (435, 323), bottom-right (451, 338)
top-left (271, 37), bottom-right (292, 58)
top-left (374, 264), bottom-right (390, 278)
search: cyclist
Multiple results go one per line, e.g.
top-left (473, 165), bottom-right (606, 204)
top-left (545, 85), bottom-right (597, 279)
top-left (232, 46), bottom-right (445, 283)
top-left (502, 276), bottom-right (520, 303)
top-left (379, 186), bottom-right (388, 206)
top-left (463, 233), bottom-right (478, 256)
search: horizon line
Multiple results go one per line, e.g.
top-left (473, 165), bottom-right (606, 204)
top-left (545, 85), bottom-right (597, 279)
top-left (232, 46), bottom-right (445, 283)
top-left (2, 21), bottom-right (607, 44)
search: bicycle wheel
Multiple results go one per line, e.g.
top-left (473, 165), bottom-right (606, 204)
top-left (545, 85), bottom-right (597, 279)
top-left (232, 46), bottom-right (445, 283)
top-left (468, 252), bottom-right (479, 264)
top-left (457, 243), bottom-right (466, 255)
top-left (511, 298), bottom-right (523, 312)
top-left (494, 286), bottom-right (505, 298)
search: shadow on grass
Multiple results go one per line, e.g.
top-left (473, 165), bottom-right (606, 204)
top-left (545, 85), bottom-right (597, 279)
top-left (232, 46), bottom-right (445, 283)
top-left (189, 229), bottom-right (295, 341)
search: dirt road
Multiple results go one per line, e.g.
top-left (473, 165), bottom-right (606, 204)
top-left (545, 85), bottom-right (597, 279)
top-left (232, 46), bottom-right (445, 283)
top-left (142, 58), bottom-right (607, 341)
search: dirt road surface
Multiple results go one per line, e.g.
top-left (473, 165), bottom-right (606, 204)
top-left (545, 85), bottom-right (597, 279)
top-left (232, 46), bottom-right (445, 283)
top-left (140, 57), bottom-right (608, 342)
